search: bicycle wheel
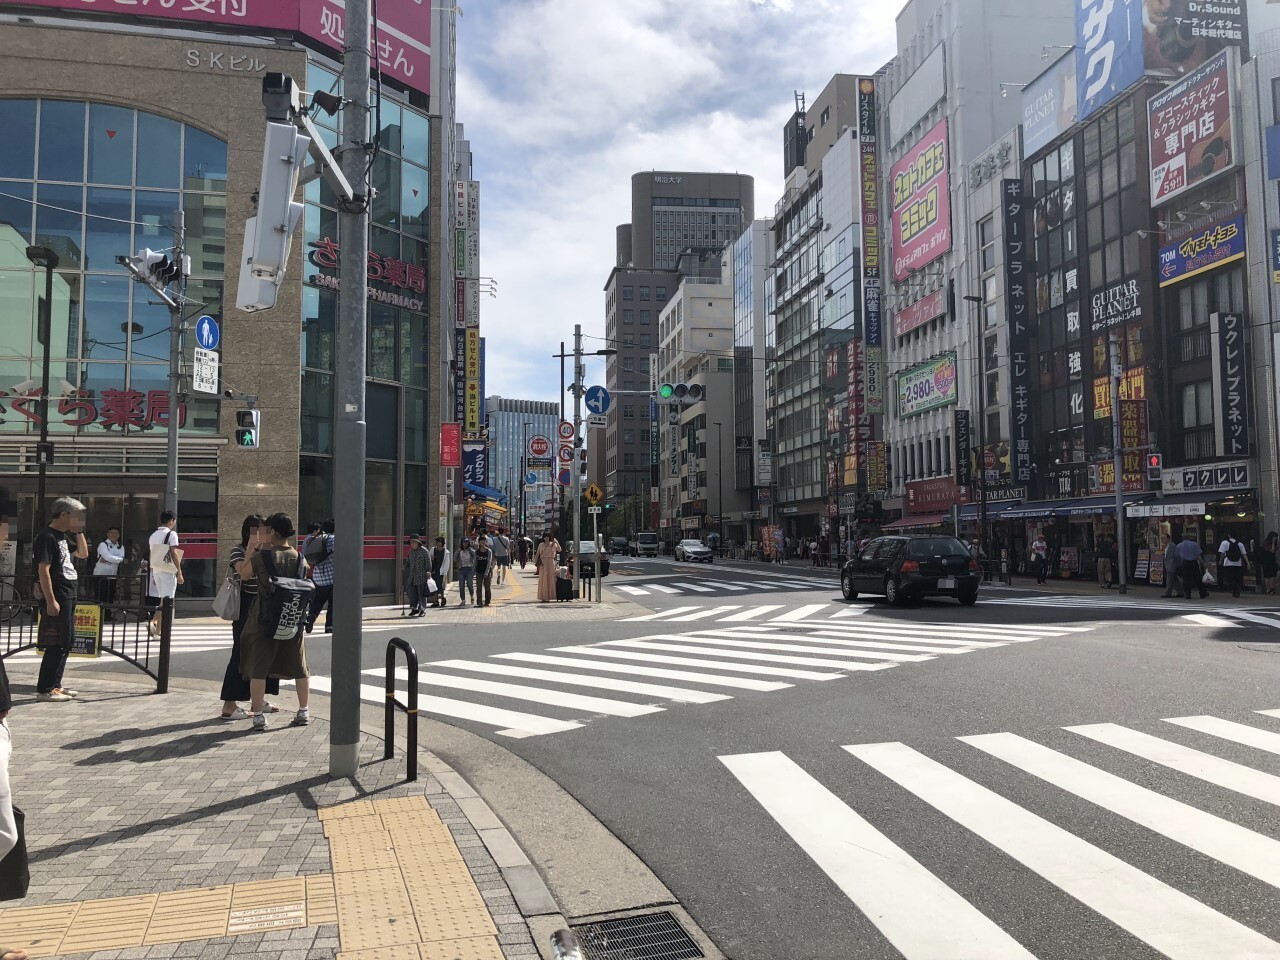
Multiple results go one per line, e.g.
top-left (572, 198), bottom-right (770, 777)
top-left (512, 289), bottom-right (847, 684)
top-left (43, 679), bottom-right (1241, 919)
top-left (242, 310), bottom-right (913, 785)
top-left (0, 579), bottom-right (20, 625)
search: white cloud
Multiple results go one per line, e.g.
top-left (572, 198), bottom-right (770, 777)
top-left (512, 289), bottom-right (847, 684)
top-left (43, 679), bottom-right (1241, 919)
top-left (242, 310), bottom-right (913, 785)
top-left (458, 0), bottom-right (898, 409)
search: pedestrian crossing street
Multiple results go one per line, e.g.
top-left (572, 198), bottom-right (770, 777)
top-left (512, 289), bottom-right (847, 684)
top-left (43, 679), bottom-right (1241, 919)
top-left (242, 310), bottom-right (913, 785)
top-left (296, 616), bottom-right (1092, 739)
top-left (722, 706), bottom-right (1280, 960)
top-left (612, 569), bottom-right (837, 597)
top-left (986, 594), bottom-right (1280, 627)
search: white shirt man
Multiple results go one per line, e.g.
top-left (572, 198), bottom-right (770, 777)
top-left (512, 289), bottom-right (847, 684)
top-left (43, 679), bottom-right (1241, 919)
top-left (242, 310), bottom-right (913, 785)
top-left (93, 531), bottom-right (125, 577)
top-left (1217, 534), bottom-right (1247, 599)
top-left (147, 511), bottom-right (183, 636)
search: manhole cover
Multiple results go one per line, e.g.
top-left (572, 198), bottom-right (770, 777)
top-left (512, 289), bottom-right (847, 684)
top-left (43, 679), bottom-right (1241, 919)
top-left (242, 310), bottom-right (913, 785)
top-left (573, 910), bottom-right (703, 960)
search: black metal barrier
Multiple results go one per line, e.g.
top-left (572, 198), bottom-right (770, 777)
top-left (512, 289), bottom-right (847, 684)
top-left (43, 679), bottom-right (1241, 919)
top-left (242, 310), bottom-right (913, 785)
top-left (384, 636), bottom-right (419, 783)
top-left (0, 594), bottom-right (172, 693)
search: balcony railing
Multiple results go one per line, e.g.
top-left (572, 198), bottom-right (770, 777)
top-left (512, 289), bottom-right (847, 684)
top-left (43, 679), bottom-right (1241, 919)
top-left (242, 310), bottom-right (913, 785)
top-left (1182, 427), bottom-right (1216, 461)
top-left (1177, 327), bottom-right (1211, 363)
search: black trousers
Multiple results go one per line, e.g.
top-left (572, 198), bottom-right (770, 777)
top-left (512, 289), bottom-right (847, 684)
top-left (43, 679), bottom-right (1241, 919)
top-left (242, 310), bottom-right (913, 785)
top-left (1221, 564), bottom-right (1244, 598)
top-left (308, 584), bottom-right (334, 630)
top-left (476, 567), bottom-right (492, 606)
top-left (1181, 560), bottom-right (1208, 599)
top-left (37, 599), bottom-right (75, 693)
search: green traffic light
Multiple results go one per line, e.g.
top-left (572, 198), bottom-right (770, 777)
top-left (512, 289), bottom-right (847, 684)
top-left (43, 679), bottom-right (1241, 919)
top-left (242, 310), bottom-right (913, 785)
top-left (659, 384), bottom-right (674, 399)
top-left (236, 429), bottom-right (257, 447)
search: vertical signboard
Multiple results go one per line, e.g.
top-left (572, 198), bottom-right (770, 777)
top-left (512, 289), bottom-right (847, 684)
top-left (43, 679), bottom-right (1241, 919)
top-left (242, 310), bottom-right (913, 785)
top-left (858, 77), bottom-right (885, 413)
top-left (1076, 0), bottom-right (1144, 121)
top-left (865, 440), bottom-right (887, 493)
top-left (1022, 52), bottom-right (1079, 158)
top-left (461, 181), bottom-right (480, 430)
top-left (464, 328), bottom-right (481, 431)
top-left (1147, 48), bottom-right (1237, 206)
top-left (1211, 311), bottom-right (1250, 457)
top-left (954, 409), bottom-right (973, 486)
top-left (889, 118), bottom-right (952, 281)
top-left (440, 423), bottom-right (462, 468)
top-left (846, 338), bottom-right (872, 480)
top-left (461, 441), bottom-right (488, 487)
top-left (1001, 179), bottom-right (1033, 483)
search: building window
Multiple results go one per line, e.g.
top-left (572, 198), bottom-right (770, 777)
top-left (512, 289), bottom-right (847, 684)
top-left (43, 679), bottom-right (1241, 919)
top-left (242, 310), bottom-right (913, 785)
top-left (623, 404), bottom-right (635, 420)
top-left (978, 216), bottom-right (996, 273)
top-left (1180, 380), bottom-right (1215, 460)
top-left (640, 286), bottom-right (651, 300)
top-left (640, 429), bottom-right (649, 442)
top-left (656, 286), bottom-right (668, 301)
top-left (640, 310), bottom-right (650, 324)
top-left (622, 430), bottom-right (635, 444)
top-left (623, 309), bottom-right (634, 324)
top-left (623, 453), bottom-right (635, 467)
top-left (623, 286), bottom-right (634, 300)
top-left (639, 333), bottom-right (651, 346)
top-left (623, 357), bottom-right (634, 372)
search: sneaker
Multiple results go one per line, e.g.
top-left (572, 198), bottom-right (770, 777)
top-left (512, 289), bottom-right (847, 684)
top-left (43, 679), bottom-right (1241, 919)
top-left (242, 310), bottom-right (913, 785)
top-left (290, 710), bottom-right (310, 727)
top-left (221, 707), bottom-right (249, 721)
top-left (251, 713), bottom-right (267, 732)
top-left (54, 687), bottom-right (79, 698)
top-left (37, 691), bottom-right (72, 702)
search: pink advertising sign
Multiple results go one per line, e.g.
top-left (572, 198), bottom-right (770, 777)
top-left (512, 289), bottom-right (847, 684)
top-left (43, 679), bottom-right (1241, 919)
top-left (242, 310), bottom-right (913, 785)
top-left (15, 0), bottom-right (431, 95)
top-left (890, 118), bottom-right (952, 282)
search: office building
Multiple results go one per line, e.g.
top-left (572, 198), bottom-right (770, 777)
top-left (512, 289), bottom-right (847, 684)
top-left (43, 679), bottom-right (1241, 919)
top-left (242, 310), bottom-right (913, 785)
top-left (484, 396), bottom-right (560, 528)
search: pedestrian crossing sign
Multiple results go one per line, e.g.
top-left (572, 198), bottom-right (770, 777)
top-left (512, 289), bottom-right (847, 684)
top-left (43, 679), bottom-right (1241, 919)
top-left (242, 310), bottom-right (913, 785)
top-left (585, 482), bottom-right (603, 505)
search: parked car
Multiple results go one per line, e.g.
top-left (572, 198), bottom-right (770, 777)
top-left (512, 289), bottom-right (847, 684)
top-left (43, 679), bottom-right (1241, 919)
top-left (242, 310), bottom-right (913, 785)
top-left (569, 541), bottom-right (611, 578)
top-left (608, 536), bottom-right (631, 556)
top-left (841, 535), bottom-right (980, 606)
top-left (675, 539), bottom-right (713, 563)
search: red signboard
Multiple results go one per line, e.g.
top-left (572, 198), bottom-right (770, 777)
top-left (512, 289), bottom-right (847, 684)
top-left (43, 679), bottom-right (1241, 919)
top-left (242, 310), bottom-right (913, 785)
top-left (890, 118), bottom-right (952, 281)
top-left (1148, 47), bottom-right (1236, 205)
top-left (905, 477), bottom-right (967, 513)
top-left (528, 435), bottom-right (550, 458)
top-left (894, 288), bottom-right (947, 338)
top-left (440, 422), bottom-right (461, 468)
top-left (0, 387), bottom-right (186, 430)
top-left (18, 0), bottom-right (432, 96)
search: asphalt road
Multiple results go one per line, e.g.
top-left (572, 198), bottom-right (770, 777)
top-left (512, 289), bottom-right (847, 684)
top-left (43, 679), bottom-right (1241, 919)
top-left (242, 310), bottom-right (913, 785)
top-left (44, 558), bottom-right (1280, 959)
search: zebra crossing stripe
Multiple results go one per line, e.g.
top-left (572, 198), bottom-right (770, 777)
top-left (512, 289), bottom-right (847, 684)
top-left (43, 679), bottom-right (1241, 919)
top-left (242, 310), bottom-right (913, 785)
top-left (657, 631), bottom-right (935, 663)
top-left (663, 605), bottom-right (743, 622)
top-left (622, 605), bottom-right (700, 622)
top-left (1163, 715), bottom-right (1280, 757)
top-left (682, 584), bottom-right (714, 593)
top-left (962, 732), bottom-right (1280, 890)
top-left (615, 585), bottom-right (650, 596)
top-left (550, 644), bottom-right (845, 681)
top-left (719, 605), bottom-right (785, 621)
top-left (688, 580), bottom-right (749, 591)
top-left (302, 675), bottom-right (583, 738)
top-left (604, 638), bottom-right (900, 672)
top-left (731, 630), bottom-right (977, 656)
top-left (846, 741), bottom-right (1280, 960)
top-left (720, 751), bottom-right (1036, 960)
top-left (1219, 610), bottom-right (1280, 629)
top-left (831, 606), bottom-right (869, 618)
top-left (1257, 709), bottom-right (1280, 720)
top-left (1182, 614), bottom-right (1240, 628)
top-left (770, 603), bottom-right (831, 622)
top-left (648, 584), bottom-right (680, 594)
top-left (431, 659), bottom-right (731, 704)
top-left (494, 652), bottom-right (791, 691)
top-left (1066, 723), bottom-right (1280, 807)
top-left (740, 625), bottom-right (1006, 649)
top-left (770, 623), bottom-right (1032, 644)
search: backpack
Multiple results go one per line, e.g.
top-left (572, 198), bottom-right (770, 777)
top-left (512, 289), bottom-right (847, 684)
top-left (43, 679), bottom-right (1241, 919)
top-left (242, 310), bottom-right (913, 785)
top-left (1226, 539), bottom-right (1243, 562)
top-left (257, 550), bottom-right (314, 641)
top-left (303, 534), bottom-right (330, 564)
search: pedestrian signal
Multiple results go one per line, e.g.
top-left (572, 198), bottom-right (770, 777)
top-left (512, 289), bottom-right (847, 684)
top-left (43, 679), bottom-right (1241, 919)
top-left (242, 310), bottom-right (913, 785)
top-left (1146, 452), bottom-right (1162, 482)
top-left (235, 409), bottom-right (261, 449)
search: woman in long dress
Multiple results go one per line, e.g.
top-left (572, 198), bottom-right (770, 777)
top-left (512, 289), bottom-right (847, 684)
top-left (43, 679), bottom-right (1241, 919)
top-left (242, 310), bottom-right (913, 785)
top-left (535, 532), bottom-right (560, 602)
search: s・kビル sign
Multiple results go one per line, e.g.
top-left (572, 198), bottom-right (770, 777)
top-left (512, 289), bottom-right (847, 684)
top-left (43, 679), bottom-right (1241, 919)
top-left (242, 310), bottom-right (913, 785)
top-left (1148, 47), bottom-right (1237, 205)
top-left (897, 353), bottom-right (958, 418)
top-left (890, 118), bottom-right (952, 282)
top-left (1158, 214), bottom-right (1245, 287)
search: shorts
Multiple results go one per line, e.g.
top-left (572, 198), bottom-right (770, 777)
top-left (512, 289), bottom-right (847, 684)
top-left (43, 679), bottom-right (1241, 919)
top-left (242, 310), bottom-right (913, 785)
top-left (149, 571), bottom-right (178, 600)
top-left (494, 555), bottom-right (511, 567)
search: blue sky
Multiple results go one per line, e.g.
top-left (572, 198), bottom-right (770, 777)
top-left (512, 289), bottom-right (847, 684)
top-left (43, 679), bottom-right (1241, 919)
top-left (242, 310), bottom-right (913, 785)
top-left (457, 0), bottom-right (898, 410)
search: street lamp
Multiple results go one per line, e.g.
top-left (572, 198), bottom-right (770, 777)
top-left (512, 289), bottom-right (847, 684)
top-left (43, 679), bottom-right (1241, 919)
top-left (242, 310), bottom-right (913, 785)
top-left (25, 245), bottom-right (58, 531)
top-left (712, 421), bottom-right (724, 552)
top-left (963, 294), bottom-right (988, 568)
top-left (520, 420), bottom-right (532, 538)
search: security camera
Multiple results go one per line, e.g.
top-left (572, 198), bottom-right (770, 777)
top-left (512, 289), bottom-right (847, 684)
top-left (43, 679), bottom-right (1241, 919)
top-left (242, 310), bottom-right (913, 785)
top-left (261, 72), bottom-right (301, 122)
top-left (223, 389), bottom-right (234, 398)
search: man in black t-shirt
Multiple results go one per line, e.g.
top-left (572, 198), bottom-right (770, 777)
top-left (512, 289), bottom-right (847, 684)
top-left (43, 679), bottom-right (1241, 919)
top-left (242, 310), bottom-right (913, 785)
top-left (34, 497), bottom-right (90, 701)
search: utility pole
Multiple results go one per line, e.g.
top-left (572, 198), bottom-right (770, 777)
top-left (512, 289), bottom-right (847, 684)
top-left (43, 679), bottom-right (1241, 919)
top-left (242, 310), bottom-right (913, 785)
top-left (165, 209), bottom-right (185, 516)
top-left (330, 0), bottom-right (373, 778)
top-left (571, 324), bottom-right (583, 600)
top-left (1109, 331), bottom-right (1128, 595)
top-left (713, 421), bottom-right (724, 551)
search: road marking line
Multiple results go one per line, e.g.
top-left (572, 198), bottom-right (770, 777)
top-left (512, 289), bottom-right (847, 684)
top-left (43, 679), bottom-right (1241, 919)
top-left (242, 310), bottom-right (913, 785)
top-left (847, 741), bottom-right (1280, 960)
top-left (615, 585), bottom-right (650, 596)
top-left (606, 638), bottom-right (900, 671)
top-left (550, 645), bottom-right (845, 680)
top-left (432, 659), bottom-right (730, 704)
top-left (1182, 614), bottom-right (1239, 627)
top-left (688, 630), bottom-right (945, 659)
top-left (962, 731), bottom-right (1280, 891)
top-left (733, 630), bottom-right (978, 656)
top-left (1218, 609), bottom-right (1280, 629)
top-left (621, 605), bottom-right (699, 622)
top-left (770, 603), bottom-right (830, 622)
top-left (1163, 715), bottom-right (1280, 756)
top-left (769, 623), bottom-right (1037, 644)
top-left (495, 652), bottom-right (790, 691)
top-left (648, 584), bottom-right (681, 594)
top-left (719, 605), bottom-right (785, 621)
top-left (690, 580), bottom-right (749, 591)
top-left (373, 666), bottom-right (664, 718)
top-left (831, 606), bottom-right (869, 617)
top-left (302, 675), bottom-right (582, 738)
top-left (663, 605), bottom-right (742, 622)
top-left (720, 750), bottom-right (1036, 960)
top-left (1066, 723), bottom-right (1280, 806)
top-left (1258, 709), bottom-right (1280, 720)
top-left (735, 625), bottom-right (1004, 648)
top-left (682, 583), bottom-right (714, 593)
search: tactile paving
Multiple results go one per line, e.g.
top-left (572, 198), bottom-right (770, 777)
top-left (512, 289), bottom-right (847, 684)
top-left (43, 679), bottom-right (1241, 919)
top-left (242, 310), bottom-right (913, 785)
top-left (398, 859), bottom-right (474, 891)
top-left (145, 884), bottom-right (233, 944)
top-left (334, 944), bottom-right (423, 960)
top-left (407, 882), bottom-right (488, 919)
top-left (337, 881), bottom-right (413, 921)
top-left (335, 867), bottom-right (406, 898)
top-left (306, 874), bottom-right (340, 926)
top-left (324, 813), bottom-right (389, 837)
top-left (58, 893), bottom-right (157, 954)
top-left (372, 795), bottom-right (433, 814)
top-left (228, 877), bottom-right (308, 934)
top-left (391, 839), bottom-right (465, 867)
top-left (414, 907), bottom-right (498, 944)
top-left (341, 912), bottom-right (423, 949)
top-left (419, 936), bottom-right (506, 960)
top-left (319, 799), bottom-right (380, 821)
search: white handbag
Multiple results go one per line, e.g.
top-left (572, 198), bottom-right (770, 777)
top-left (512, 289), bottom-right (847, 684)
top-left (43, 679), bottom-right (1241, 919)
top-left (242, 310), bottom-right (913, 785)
top-left (212, 576), bottom-right (240, 621)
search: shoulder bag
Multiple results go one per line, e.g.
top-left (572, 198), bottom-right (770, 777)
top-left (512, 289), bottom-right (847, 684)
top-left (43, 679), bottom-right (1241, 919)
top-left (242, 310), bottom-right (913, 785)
top-left (149, 530), bottom-right (181, 576)
top-left (0, 804), bottom-right (28, 901)
top-left (212, 575), bottom-right (240, 621)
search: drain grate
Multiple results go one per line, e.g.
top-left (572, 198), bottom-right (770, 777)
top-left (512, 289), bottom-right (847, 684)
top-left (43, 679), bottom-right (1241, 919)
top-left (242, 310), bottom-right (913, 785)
top-left (572, 910), bottom-right (704, 960)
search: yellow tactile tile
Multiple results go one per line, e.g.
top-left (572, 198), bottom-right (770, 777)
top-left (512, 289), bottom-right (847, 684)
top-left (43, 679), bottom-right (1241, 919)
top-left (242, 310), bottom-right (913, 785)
top-left (57, 893), bottom-right (157, 954)
top-left (407, 882), bottom-right (488, 919)
top-left (335, 945), bottom-right (422, 960)
top-left (306, 874), bottom-right (339, 926)
top-left (335, 867), bottom-right (406, 898)
top-left (325, 813), bottom-right (389, 838)
top-left (384, 819), bottom-right (454, 845)
top-left (419, 936), bottom-right (506, 960)
top-left (319, 799), bottom-right (380, 821)
top-left (372, 796), bottom-right (433, 814)
top-left (392, 839), bottom-right (465, 867)
top-left (336, 881), bottom-right (413, 920)
top-left (145, 884), bottom-right (234, 944)
top-left (228, 877), bottom-right (308, 934)
top-left (0, 902), bottom-right (80, 958)
top-left (340, 912), bottom-right (423, 949)
top-left (414, 907), bottom-right (498, 945)
top-left (398, 859), bottom-right (475, 891)
top-left (330, 832), bottom-right (401, 873)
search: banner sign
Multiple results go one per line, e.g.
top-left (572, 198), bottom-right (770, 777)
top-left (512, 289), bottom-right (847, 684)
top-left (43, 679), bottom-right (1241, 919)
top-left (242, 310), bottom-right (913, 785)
top-left (461, 441), bottom-right (488, 487)
top-left (865, 440), bottom-right (887, 492)
top-left (1211, 311), bottom-right (1250, 457)
top-left (440, 422), bottom-right (461, 468)
top-left (905, 477), bottom-right (967, 513)
top-left (1119, 398), bottom-right (1149, 490)
top-left (895, 288), bottom-right (947, 339)
top-left (1023, 52), bottom-right (1079, 157)
top-left (1161, 459), bottom-right (1248, 493)
top-left (1148, 48), bottom-right (1236, 205)
top-left (858, 78), bottom-right (885, 413)
top-left (1077, 0), bottom-right (1144, 121)
top-left (1158, 213), bottom-right (1245, 287)
top-left (954, 409), bottom-right (972, 487)
top-left (1093, 367), bottom-right (1145, 419)
top-left (890, 118), bottom-right (952, 281)
top-left (464, 328), bottom-right (481, 431)
top-left (847, 339), bottom-right (873, 475)
top-left (1090, 278), bottom-right (1142, 331)
top-left (898, 352), bottom-right (958, 418)
top-left (1001, 179), bottom-right (1033, 483)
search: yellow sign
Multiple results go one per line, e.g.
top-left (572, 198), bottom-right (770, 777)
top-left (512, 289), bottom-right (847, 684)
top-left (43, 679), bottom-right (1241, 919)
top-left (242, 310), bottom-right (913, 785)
top-left (584, 482), bottom-right (603, 505)
top-left (37, 603), bottom-right (102, 658)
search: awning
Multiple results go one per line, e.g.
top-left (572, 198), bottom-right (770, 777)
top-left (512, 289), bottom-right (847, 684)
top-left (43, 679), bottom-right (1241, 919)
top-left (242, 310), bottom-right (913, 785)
top-left (463, 481), bottom-right (508, 505)
top-left (882, 513), bottom-right (947, 529)
top-left (958, 500), bottom-right (1018, 519)
top-left (996, 499), bottom-right (1073, 520)
top-left (1125, 492), bottom-right (1209, 518)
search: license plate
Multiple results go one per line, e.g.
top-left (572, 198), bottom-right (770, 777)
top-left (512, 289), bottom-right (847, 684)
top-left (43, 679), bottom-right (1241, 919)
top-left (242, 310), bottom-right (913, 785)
top-left (938, 577), bottom-right (956, 589)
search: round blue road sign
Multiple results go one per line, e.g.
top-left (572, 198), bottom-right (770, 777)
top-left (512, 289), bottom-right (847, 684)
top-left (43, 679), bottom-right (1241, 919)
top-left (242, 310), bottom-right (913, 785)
top-left (525, 471), bottom-right (538, 485)
top-left (558, 467), bottom-right (573, 487)
top-left (194, 315), bottom-right (220, 351)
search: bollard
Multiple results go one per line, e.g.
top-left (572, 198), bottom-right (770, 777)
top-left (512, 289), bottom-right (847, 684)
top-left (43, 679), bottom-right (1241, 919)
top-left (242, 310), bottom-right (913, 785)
top-left (549, 928), bottom-right (584, 960)
top-left (155, 596), bottom-right (172, 694)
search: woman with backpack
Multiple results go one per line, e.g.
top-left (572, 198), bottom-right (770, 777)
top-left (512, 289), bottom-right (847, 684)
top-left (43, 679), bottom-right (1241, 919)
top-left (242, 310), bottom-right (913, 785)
top-left (235, 512), bottom-right (312, 733)
top-left (218, 514), bottom-right (281, 721)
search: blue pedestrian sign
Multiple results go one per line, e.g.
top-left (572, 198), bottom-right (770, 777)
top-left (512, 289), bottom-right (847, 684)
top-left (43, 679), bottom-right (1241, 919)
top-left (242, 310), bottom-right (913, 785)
top-left (195, 315), bottom-right (220, 351)
top-left (525, 471), bottom-right (538, 485)
top-left (584, 385), bottom-right (611, 415)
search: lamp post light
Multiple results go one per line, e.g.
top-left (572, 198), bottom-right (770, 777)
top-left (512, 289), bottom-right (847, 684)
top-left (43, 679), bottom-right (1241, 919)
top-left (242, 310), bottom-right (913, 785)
top-left (520, 420), bottom-right (532, 538)
top-left (712, 421), bottom-right (724, 552)
top-left (963, 294), bottom-right (988, 568)
top-left (25, 245), bottom-right (58, 532)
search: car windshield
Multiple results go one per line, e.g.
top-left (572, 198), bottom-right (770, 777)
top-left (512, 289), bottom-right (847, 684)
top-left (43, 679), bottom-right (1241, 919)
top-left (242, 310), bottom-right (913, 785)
top-left (908, 538), bottom-right (971, 558)
top-left (681, 540), bottom-right (704, 548)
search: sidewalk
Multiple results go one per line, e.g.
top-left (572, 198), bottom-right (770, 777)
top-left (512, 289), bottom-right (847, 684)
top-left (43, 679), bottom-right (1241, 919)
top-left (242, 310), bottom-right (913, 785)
top-left (0, 668), bottom-right (553, 960)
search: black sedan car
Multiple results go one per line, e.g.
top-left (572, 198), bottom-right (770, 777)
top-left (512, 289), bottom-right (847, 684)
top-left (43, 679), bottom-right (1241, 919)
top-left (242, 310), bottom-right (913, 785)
top-left (841, 534), bottom-right (980, 606)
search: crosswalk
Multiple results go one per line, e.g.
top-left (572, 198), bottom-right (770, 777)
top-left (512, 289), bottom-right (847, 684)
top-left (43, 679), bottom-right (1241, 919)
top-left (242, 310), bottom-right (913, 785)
top-left (721, 707), bottom-right (1280, 959)
top-left (301, 617), bottom-right (1090, 739)
top-left (985, 594), bottom-right (1280, 628)
top-left (612, 570), bottom-right (838, 597)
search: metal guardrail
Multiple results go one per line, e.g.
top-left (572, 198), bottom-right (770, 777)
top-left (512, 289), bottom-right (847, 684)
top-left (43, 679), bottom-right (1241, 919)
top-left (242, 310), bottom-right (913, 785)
top-left (384, 636), bottom-right (419, 783)
top-left (0, 594), bottom-right (172, 692)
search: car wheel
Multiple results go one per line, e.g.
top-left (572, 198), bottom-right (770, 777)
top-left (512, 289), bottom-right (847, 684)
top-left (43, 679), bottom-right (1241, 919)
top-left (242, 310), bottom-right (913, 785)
top-left (958, 590), bottom-right (978, 607)
top-left (841, 570), bottom-right (859, 601)
top-left (885, 576), bottom-right (906, 606)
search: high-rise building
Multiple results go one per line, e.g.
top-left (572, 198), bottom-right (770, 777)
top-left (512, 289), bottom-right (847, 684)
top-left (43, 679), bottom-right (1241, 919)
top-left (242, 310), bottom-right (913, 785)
top-left (484, 396), bottom-right (561, 521)
top-left (603, 172), bottom-right (754, 516)
top-left (731, 220), bottom-right (774, 528)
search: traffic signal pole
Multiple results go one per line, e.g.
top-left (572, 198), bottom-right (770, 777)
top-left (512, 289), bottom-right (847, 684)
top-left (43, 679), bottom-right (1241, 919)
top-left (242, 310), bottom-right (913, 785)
top-left (330, 0), bottom-right (372, 778)
top-left (165, 208), bottom-right (185, 516)
top-left (572, 324), bottom-right (583, 600)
